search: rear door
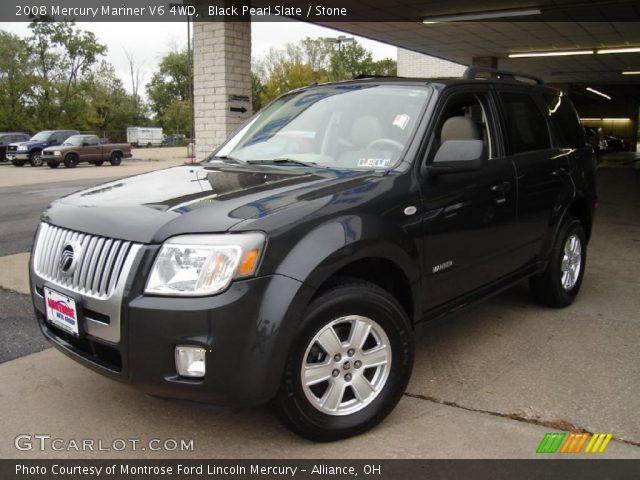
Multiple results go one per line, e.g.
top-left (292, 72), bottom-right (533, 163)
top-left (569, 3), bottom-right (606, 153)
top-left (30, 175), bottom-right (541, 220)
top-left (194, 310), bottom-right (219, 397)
top-left (496, 88), bottom-right (575, 265)
top-left (419, 86), bottom-right (520, 310)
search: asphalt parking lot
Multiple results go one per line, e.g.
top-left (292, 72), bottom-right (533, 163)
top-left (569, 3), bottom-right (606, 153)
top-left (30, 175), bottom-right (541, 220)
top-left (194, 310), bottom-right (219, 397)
top-left (0, 152), bottom-right (638, 458)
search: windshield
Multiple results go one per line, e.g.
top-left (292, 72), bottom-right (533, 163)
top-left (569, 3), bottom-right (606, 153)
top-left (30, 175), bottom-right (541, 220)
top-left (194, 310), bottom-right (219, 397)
top-left (215, 85), bottom-right (431, 170)
top-left (31, 131), bottom-right (53, 142)
top-left (62, 135), bottom-right (84, 146)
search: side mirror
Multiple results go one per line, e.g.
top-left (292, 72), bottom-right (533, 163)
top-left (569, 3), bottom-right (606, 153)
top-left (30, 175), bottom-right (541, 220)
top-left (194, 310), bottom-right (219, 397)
top-left (427, 139), bottom-right (484, 175)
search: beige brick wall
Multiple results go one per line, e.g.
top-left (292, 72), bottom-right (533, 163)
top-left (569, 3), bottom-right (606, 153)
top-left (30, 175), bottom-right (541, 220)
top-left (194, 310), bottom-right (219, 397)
top-left (193, 22), bottom-right (252, 160)
top-left (397, 48), bottom-right (466, 78)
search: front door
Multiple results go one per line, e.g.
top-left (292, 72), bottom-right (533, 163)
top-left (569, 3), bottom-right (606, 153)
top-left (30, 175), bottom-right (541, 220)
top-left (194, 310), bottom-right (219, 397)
top-left (419, 87), bottom-right (520, 311)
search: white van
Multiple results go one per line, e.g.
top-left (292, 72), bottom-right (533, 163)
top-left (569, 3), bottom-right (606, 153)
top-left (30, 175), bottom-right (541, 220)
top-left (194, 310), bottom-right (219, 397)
top-left (127, 127), bottom-right (163, 147)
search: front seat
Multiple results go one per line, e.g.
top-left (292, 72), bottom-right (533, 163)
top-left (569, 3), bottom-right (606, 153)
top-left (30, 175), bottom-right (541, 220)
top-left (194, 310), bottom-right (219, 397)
top-left (439, 116), bottom-right (486, 161)
top-left (441, 116), bottom-right (481, 143)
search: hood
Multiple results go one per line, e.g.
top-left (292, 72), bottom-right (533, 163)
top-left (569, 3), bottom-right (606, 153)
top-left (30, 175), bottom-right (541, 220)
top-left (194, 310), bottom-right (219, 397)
top-left (43, 164), bottom-right (375, 243)
top-left (11, 140), bottom-right (40, 148)
top-left (43, 144), bottom-right (73, 152)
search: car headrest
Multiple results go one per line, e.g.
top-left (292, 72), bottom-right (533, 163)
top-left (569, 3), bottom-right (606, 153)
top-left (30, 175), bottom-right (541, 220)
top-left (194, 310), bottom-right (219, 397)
top-left (440, 116), bottom-right (480, 143)
top-left (351, 116), bottom-right (383, 148)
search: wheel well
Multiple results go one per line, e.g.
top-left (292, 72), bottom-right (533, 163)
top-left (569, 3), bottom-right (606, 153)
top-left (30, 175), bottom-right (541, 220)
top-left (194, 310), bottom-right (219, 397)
top-left (317, 258), bottom-right (415, 323)
top-left (569, 198), bottom-right (592, 240)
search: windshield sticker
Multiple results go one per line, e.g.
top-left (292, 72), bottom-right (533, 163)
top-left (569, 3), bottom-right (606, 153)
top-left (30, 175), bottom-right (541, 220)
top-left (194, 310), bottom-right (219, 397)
top-left (358, 158), bottom-right (392, 168)
top-left (392, 114), bottom-right (410, 130)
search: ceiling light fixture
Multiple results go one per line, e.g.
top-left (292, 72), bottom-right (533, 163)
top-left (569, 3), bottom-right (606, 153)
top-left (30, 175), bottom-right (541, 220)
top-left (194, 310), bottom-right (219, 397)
top-left (586, 87), bottom-right (611, 100)
top-left (597, 47), bottom-right (640, 54)
top-left (423, 7), bottom-right (541, 23)
top-left (622, 71), bottom-right (640, 75)
top-left (508, 50), bottom-right (594, 58)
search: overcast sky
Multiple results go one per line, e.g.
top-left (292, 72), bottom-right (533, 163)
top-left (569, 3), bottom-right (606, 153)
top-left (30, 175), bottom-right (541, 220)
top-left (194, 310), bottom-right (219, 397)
top-left (1, 21), bottom-right (397, 94)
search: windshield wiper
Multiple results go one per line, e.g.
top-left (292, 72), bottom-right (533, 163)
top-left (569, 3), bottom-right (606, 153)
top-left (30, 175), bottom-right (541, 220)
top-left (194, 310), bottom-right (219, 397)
top-left (246, 158), bottom-right (318, 167)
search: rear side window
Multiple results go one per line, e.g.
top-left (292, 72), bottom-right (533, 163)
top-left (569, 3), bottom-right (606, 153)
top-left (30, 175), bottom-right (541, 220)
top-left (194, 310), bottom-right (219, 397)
top-left (544, 94), bottom-right (585, 149)
top-left (499, 92), bottom-right (551, 154)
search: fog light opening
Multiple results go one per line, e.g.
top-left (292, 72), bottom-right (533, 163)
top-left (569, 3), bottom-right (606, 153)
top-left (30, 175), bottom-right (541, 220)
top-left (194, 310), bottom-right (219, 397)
top-left (175, 346), bottom-right (206, 378)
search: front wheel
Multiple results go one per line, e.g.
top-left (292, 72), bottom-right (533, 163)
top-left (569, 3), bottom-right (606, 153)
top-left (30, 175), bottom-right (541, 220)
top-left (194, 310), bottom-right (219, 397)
top-left (110, 152), bottom-right (122, 166)
top-left (274, 278), bottom-right (413, 441)
top-left (63, 154), bottom-right (78, 168)
top-left (29, 151), bottom-right (43, 167)
top-left (530, 217), bottom-right (587, 308)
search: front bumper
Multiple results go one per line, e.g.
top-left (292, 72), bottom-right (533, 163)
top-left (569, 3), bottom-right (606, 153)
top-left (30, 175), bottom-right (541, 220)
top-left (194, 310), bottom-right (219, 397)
top-left (31, 245), bottom-right (314, 407)
top-left (6, 152), bottom-right (29, 161)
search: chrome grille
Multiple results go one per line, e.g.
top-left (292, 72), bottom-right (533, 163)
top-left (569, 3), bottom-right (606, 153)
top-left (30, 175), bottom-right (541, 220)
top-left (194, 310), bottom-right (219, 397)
top-left (33, 223), bottom-right (136, 300)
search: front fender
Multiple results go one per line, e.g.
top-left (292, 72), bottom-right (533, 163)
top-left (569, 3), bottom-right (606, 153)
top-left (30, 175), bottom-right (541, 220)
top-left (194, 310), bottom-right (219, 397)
top-left (271, 214), bottom-right (422, 313)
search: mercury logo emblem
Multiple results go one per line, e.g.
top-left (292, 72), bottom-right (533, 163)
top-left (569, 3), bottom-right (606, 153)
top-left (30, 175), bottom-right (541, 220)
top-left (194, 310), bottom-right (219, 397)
top-left (59, 240), bottom-right (82, 276)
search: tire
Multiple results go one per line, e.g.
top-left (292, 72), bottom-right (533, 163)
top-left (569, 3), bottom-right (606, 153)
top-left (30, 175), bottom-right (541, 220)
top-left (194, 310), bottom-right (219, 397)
top-left (63, 154), bottom-right (79, 168)
top-left (12, 160), bottom-right (25, 167)
top-left (94, 160), bottom-right (104, 166)
top-left (274, 278), bottom-right (414, 441)
top-left (109, 152), bottom-right (122, 166)
top-left (47, 161), bottom-right (60, 169)
top-left (146, 142), bottom-right (151, 148)
top-left (530, 217), bottom-right (587, 308)
top-left (29, 151), bottom-right (43, 167)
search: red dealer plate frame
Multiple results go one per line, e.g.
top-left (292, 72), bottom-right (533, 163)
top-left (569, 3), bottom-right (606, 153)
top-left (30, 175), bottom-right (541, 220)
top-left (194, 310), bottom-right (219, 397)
top-left (44, 286), bottom-right (80, 337)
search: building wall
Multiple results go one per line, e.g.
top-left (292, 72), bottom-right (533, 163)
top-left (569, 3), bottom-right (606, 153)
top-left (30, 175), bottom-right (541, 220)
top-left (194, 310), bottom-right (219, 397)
top-left (397, 48), bottom-right (466, 78)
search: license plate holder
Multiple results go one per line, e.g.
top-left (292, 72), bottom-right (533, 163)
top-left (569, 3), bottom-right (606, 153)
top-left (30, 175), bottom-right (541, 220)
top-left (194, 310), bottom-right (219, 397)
top-left (44, 286), bottom-right (83, 337)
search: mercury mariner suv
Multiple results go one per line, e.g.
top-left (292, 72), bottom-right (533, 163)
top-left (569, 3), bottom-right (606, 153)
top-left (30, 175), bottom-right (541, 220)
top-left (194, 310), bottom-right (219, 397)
top-left (30, 68), bottom-right (597, 441)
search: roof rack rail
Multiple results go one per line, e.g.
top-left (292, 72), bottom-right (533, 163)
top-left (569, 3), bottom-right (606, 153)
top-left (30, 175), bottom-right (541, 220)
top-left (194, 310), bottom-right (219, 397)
top-left (463, 66), bottom-right (544, 85)
top-left (352, 74), bottom-right (396, 80)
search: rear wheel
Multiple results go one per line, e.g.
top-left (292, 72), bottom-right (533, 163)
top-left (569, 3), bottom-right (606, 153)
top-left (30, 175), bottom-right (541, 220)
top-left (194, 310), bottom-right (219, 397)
top-left (274, 278), bottom-right (413, 441)
top-left (530, 217), bottom-right (587, 308)
top-left (109, 152), bottom-right (122, 166)
top-left (12, 160), bottom-right (25, 167)
top-left (29, 151), bottom-right (43, 167)
top-left (63, 153), bottom-right (79, 168)
top-left (47, 161), bottom-right (60, 169)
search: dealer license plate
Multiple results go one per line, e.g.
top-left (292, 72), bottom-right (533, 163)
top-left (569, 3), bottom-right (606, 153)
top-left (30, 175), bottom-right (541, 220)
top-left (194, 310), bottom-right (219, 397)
top-left (44, 287), bottom-right (79, 336)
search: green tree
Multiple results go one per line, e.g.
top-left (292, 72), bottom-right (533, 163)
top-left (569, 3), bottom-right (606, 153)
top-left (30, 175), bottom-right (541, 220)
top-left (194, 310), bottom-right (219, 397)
top-left (146, 49), bottom-right (191, 131)
top-left (0, 31), bottom-right (34, 131)
top-left (81, 61), bottom-right (137, 133)
top-left (329, 41), bottom-right (374, 80)
top-left (252, 38), bottom-right (397, 106)
top-left (27, 18), bottom-right (106, 128)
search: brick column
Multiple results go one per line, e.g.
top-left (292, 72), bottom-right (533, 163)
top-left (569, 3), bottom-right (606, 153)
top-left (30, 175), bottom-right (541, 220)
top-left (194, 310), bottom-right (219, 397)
top-left (193, 22), bottom-right (252, 160)
top-left (472, 56), bottom-right (498, 78)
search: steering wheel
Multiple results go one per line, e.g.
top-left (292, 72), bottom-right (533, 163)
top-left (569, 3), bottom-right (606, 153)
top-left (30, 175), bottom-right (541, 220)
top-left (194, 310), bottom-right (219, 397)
top-left (366, 138), bottom-right (404, 152)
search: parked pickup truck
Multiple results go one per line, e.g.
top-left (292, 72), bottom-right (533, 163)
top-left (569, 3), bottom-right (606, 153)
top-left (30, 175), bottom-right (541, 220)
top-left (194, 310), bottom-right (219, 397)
top-left (6, 130), bottom-right (79, 167)
top-left (42, 134), bottom-right (132, 168)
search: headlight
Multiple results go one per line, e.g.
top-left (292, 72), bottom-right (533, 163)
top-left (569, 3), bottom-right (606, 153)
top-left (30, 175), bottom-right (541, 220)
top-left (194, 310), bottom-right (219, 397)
top-left (17, 145), bottom-right (27, 151)
top-left (53, 151), bottom-right (61, 156)
top-left (145, 233), bottom-right (265, 296)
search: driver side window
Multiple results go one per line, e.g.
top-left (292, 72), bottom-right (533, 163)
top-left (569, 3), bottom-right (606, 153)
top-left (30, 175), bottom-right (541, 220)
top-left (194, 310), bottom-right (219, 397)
top-left (427, 91), bottom-right (495, 165)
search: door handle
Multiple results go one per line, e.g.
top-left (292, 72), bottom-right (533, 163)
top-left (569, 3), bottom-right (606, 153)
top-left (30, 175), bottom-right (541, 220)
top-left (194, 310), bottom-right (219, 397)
top-left (490, 181), bottom-right (511, 193)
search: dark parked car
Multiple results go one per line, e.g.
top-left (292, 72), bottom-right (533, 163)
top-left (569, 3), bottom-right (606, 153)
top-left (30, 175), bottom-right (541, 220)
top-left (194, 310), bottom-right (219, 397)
top-left (42, 134), bottom-right (132, 168)
top-left (6, 129), bottom-right (79, 167)
top-left (30, 68), bottom-right (596, 441)
top-left (0, 132), bottom-right (30, 161)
